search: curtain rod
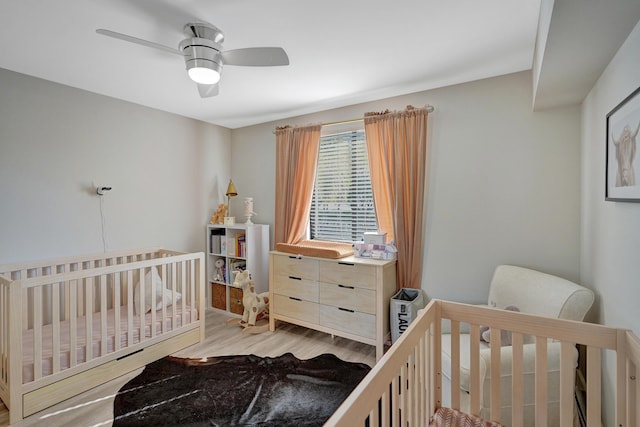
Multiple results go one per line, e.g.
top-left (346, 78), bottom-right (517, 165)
top-left (322, 105), bottom-right (434, 127)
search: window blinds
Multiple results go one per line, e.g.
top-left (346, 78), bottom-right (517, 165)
top-left (310, 130), bottom-right (378, 242)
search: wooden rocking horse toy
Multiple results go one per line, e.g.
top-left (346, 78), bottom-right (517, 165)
top-left (227, 270), bottom-right (270, 334)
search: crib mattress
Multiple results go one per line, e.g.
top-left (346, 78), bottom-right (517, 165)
top-left (22, 305), bottom-right (197, 383)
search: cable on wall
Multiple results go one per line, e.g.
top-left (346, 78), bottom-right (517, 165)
top-left (97, 186), bottom-right (112, 252)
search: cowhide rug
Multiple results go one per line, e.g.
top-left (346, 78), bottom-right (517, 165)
top-left (112, 352), bottom-right (370, 426)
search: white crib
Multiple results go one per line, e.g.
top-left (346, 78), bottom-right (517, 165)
top-left (0, 248), bottom-right (205, 424)
top-left (326, 299), bottom-right (640, 427)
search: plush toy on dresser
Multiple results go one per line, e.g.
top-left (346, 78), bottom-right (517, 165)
top-left (227, 270), bottom-right (269, 334)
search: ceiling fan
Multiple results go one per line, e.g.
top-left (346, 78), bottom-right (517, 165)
top-left (96, 22), bottom-right (289, 98)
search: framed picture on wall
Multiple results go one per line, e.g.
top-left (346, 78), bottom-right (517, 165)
top-left (605, 85), bottom-right (640, 202)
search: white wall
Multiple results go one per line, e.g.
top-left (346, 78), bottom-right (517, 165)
top-left (0, 68), bottom-right (231, 264)
top-left (580, 19), bottom-right (640, 426)
top-left (232, 71), bottom-right (581, 303)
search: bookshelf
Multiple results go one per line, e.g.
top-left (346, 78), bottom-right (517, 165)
top-left (206, 223), bottom-right (269, 314)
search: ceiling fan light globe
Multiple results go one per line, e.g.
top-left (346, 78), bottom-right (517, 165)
top-left (185, 57), bottom-right (222, 85)
top-left (188, 66), bottom-right (220, 85)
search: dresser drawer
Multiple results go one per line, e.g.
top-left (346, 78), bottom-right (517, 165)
top-left (319, 305), bottom-right (376, 340)
top-left (273, 294), bottom-right (319, 324)
top-left (272, 254), bottom-right (318, 280)
top-left (318, 260), bottom-right (377, 290)
top-left (319, 282), bottom-right (375, 314)
top-left (273, 276), bottom-right (319, 302)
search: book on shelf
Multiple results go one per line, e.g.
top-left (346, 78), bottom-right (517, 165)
top-left (209, 228), bottom-right (224, 254)
top-left (235, 233), bottom-right (246, 258)
top-left (226, 236), bottom-right (235, 256)
top-left (210, 234), bottom-right (221, 254)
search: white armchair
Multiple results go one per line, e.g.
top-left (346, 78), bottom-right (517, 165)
top-left (441, 265), bottom-right (595, 426)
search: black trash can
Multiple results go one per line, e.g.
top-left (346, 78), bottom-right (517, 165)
top-left (390, 288), bottom-right (425, 343)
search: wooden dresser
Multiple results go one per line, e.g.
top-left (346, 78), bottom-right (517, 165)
top-left (269, 251), bottom-right (397, 361)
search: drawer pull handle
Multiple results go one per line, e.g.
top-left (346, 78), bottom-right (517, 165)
top-left (338, 307), bottom-right (355, 313)
top-left (288, 276), bottom-right (302, 281)
top-left (289, 297), bottom-right (302, 302)
top-left (338, 284), bottom-right (355, 289)
top-left (288, 255), bottom-right (302, 259)
top-left (338, 262), bottom-right (355, 266)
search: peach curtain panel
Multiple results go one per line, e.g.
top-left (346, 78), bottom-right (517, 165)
top-left (364, 106), bottom-right (429, 290)
top-left (274, 124), bottom-right (322, 244)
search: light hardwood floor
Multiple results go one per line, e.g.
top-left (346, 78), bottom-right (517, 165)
top-left (0, 309), bottom-right (376, 427)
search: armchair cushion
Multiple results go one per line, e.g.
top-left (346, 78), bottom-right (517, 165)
top-left (487, 265), bottom-right (594, 321)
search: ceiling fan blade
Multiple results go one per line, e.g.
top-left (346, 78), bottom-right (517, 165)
top-left (96, 29), bottom-right (182, 56)
top-left (221, 47), bottom-right (289, 66)
top-left (198, 83), bottom-right (219, 98)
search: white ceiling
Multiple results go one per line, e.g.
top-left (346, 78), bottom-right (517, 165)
top-left (0, 1), bottom-right (638, 129)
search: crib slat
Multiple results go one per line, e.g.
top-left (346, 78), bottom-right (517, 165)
top-left (381, 389), bottom-right (389, 427)
top-left (52, 282), bottom-right (61, 374)
top-left (559, 341), bottom-right (574, 427)
top-left (181, 261), bottom-right (187, 326)
top-left (616, 330), bottom-right (627, 427)
top-left (64, 265), bottom-right (71, 321)
top-left (490, 328), bottom-right (502, 423)
top-left (21, 270), bottom-right (28, 330)
top-left (625, 330), bottom-right (640, 427)
top-left (114, 271), bottom-right (121, 352)
top-left (628, 359), bottom-right (637, 427)
top-left (161, 263), bottom-right (167, 333)
top-left (407, 351), bottom-right (415, 425)
top-left (586, 345), bottom-right (601, 427)
top-left (33, 286), bottom-right (43, 381)
top-left (85, 277), bottom-right (93, 361)
top-left (150, 268), bottom-right (157, 339)
top-left (0, 283), bottom-right (5, 383)
top-left (511, 332), bottom-right (524, 427)
top-left (8, 279), bottom-right (23, 425)
top-left (100, 274), bottom-right (108, 356)
top-left (431, 316), bottom-right (441, 413)
top-left (535, 337), bottom-right (548, 427)
top-left (174, 262), bottom-right (180, 328)
top-left (391, 373), bottom-right (399, 426)
top-left (450, 320), bottom-right (461, 410)
top-left (190, 258), bottom-right (196, 324)
top-left (400, 359), bottom-right (407, 426)
top-left (197, 256), bottom-right (205, 341)
top-left (369, 405), bottom-right (379, 427)
top-left (469, 324), bottom-right (481, 416)
top-left (417, 334), bottom-right (425, 424)
top-left (127, 270), bottom-right (134, 347)
top-left (138, 267), bottom-right (145, 342)
top-left (70, 279), bottom-right (78, 368)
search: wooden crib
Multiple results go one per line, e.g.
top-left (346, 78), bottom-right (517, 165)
top-left (326, 299), bottom-right (640, 427)
top-left (0, 248), bottom-right (205, 425)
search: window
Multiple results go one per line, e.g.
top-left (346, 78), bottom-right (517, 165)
top-left (310, 130), bottom-right (378, 242)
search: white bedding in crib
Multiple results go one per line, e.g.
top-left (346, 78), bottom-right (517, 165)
top-left (21, 305), bottom-right (198, 383)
